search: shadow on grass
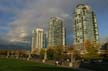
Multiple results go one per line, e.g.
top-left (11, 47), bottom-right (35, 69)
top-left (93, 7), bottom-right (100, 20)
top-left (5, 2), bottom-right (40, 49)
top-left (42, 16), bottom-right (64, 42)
top-left (0, 66), bottom-right (77, 71)
top-left (0, 58), bottom-right (77, 71)
top-left (22, 67), bottom-right (76, 71)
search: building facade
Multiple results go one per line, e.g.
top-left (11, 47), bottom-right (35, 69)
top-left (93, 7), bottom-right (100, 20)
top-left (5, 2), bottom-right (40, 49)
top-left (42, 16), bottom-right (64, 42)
top-left (31, 28), bottom-right (46, 54)
top-left (48, 16), bottom-right (65, 47)
top-left (73, 4), bottom-right (99, 50)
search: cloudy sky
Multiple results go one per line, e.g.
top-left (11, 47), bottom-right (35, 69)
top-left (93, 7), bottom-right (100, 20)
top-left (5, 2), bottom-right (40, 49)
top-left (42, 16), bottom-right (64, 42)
top-left (0, 0), bottom-right (108, 49)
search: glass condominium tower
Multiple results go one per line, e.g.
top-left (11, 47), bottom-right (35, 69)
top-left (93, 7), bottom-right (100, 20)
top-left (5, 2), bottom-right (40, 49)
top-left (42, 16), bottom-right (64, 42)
top-left (48, 16), bottom-right (65, 47)
top-left (73, 4), bottom-right (99, 45)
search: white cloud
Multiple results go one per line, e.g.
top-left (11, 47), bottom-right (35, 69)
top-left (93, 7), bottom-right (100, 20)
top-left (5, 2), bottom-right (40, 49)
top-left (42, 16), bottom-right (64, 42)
top-left (8, 0), bottom-right (77, 41)
top-left (5, 0), bottom-right (86, 43)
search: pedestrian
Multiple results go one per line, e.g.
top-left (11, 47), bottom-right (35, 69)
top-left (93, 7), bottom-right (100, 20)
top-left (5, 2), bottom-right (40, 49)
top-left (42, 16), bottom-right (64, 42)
top-left (55, 60), bottom-right (59, 66)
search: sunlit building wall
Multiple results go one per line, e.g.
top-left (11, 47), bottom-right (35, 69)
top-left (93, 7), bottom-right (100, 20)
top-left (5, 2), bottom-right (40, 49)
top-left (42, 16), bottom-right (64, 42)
top-left (73, 4), bottom-right (99, 49)
top-left (31, 28), bottom-right (46, 54)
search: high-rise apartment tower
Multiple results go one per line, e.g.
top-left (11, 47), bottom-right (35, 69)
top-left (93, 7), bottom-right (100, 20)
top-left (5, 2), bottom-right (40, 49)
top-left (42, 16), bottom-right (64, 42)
top-left (48, 17), bottom-right (65, 47)
top-left (73, 4), bottom-right (99, 47)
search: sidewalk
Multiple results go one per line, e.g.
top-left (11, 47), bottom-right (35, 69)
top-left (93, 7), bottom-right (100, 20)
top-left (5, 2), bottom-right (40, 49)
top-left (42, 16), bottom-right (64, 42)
top-left (76, 68), bottom-right (95, 71)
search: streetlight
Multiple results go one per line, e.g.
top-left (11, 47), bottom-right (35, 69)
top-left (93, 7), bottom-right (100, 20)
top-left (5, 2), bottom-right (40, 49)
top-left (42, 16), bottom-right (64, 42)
top-left (67, 52), bottom-right (74, 67)
top-left (6, 50), bottom-right (10, 58)
top-left (42, 48), bottom-right (47, 63)
top-left (27, 51), bottom-right (31, 61)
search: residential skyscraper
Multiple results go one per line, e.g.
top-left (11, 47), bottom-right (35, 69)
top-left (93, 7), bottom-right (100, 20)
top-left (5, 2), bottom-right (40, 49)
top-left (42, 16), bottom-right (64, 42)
top-left (31, 28), bottom-right (46, 54)
top-left (73, 4), bottom-right (99, 48)
top-left (48, 16), bottom-right (65, 48)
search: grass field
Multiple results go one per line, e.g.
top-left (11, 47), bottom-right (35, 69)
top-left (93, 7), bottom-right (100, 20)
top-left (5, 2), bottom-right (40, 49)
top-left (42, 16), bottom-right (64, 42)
top-left (0, 58), bottom-right (77, 71)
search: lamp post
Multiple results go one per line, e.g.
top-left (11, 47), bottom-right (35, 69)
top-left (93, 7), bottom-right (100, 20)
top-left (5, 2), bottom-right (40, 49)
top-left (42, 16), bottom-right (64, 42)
top-left (6, 51), bottom-right (9, 58)
top-left (27, 51), bottom-right (31, 61)
top-left (68, 52), bottom-right (74, 67)
top-left (42, 48), bottom-right (47, 63)
top-left (66, 51), bottom-right (74, 67)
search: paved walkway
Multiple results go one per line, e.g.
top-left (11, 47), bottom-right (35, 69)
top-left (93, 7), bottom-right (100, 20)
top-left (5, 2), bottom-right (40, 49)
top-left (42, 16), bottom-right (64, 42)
top-left (76, 68), bottom-right (95, 71)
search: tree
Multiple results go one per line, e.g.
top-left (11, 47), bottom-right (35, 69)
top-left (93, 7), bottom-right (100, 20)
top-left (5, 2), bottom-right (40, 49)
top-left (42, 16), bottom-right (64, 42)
top-left (54, 46), bottom-right (64, 60)
top-left (82, 40), bottom-right (100, 60)
top-left (100, 42), bottom-right (108, 61)
top-left (40, 48), bottom-right (45, 59)
top-left (47, 45), bottom-right (65, 60)
top-left (47, 47), bottom-right (56, 60)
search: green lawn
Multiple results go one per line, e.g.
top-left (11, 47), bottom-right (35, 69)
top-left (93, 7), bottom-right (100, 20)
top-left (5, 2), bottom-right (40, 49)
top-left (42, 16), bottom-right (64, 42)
top-left (0, 58), bottom-right (77, 71)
